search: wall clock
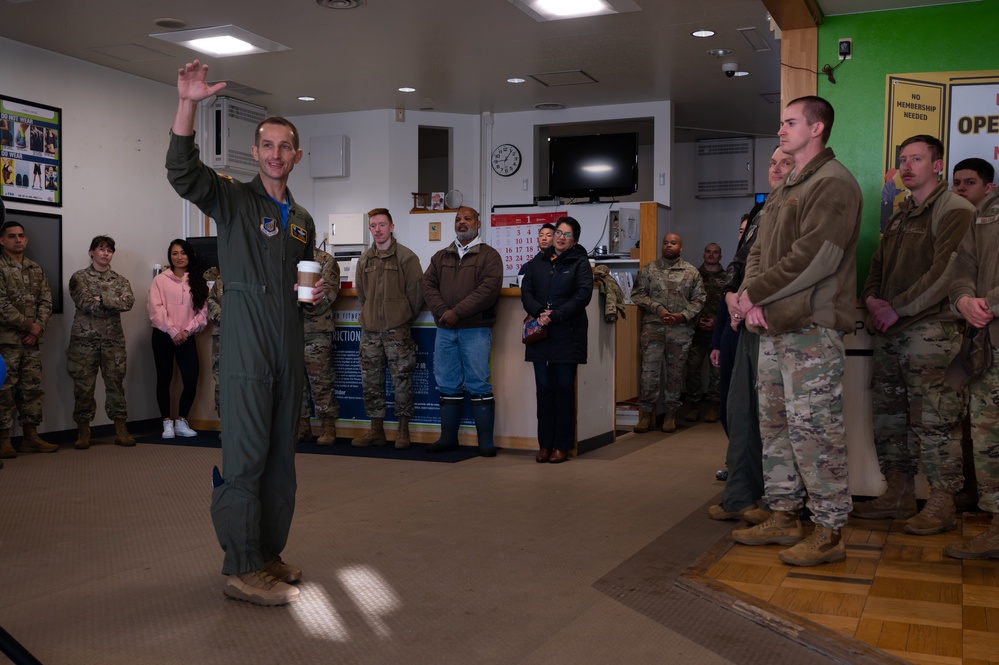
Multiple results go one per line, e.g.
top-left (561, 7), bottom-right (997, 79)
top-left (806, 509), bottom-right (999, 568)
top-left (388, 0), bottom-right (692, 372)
top-left (491, 143), bottom-right (522, 177)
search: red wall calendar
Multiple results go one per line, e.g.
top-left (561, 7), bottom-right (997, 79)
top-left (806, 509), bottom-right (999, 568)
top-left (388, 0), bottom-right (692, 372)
top-left (490, 211), bottom-right (565, 274)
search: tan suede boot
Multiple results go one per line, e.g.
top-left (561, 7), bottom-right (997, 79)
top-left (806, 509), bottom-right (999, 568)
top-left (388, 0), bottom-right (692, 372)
top-left (633, 410), bottom-right (652, 433)
top-left (660, 408), bottom-right (677, 433)
top-left (297, 418), bottom-right (313, 443)
top-left (74, 422), bottom-right (91, 450)
top-left (113, 419), bottom-right (135, 446)
top-left (731, 510), bottom-right (803, 546)
top-left (703, 402), bottom-right (720, 423)
top-left (21, 425), bottom-right (58, 453)
top-left (351, 418), bottom-right (386, 448)
top-left (0, 428), bottom-right (16, 458)
top-left (851, 470), bottom-right (917, 519)
top-left (905, 486), bottom-right (957, 535)
top-left (945, 512), bottom-right (999, 559)
top-left (779, 525), bottom-right (846, 566)
top-left (317, 417), bottom-right (337, 446)
top-left (394, 416), bottom-right (411, 450)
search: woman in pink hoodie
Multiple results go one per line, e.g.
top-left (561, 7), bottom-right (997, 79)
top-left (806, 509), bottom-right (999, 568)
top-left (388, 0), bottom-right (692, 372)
top-left (147, 238), bottom-right (208, 438)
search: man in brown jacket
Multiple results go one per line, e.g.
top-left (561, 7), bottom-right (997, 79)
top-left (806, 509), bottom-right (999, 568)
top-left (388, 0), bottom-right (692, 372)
top-left (730, 96), bottom-right (863, 566)
top-left (423, 207), bottom-right (503, 456)
top-left (852, 135), bottom-right (974, 534)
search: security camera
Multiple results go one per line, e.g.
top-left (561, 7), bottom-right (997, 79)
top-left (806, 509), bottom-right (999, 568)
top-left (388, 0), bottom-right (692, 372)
top-left (722, 62), bottom-right (738, 78)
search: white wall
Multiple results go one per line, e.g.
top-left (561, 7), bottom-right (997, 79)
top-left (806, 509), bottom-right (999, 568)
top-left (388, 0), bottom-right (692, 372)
top-left (287, 109), bottom-right (480, 265)
top-left (1, 37), bottom-right (186, 434)
top-left (669, 137), bottom-right (778, 268)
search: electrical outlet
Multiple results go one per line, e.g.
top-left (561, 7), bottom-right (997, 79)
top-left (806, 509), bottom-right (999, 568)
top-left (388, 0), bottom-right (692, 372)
top-left (838, 38), bottom-right (852, 60)
top-left (395, 108), bottom-right (405, 122)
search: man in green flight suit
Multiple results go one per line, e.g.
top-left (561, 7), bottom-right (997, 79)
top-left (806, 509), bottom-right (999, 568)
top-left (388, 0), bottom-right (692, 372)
top-left (166, 60), bottom-right (325, 607)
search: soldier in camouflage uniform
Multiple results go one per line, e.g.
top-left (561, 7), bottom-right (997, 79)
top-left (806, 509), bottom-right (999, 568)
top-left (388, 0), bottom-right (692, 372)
top-left (0, 220), bottom-right (58, 457)
top-left (67, 235), bottom-right (137, 449)
top-left (684, 243), bottom-right (726, 423)
top-left (730, 97), bottom-right (862, 566)
top-left (205, 269), bottom-right (222, 432)
top-left (853, 136), bottom-right (975, 535)
top-left (946, 184), bottom-right (999, 560)
top-left (299, 247), bottom-right (340, 445)
top-left (630, 232), bottom-right (705, 433)
top-left (353, 208), bottom-right (423, 449)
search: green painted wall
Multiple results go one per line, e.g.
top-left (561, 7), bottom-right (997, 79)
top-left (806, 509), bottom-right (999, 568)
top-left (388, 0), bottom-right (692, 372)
top-left (816, 0), bottom-right (998, 286)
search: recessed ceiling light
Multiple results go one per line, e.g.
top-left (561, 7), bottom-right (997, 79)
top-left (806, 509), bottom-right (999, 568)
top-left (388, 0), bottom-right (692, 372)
top-left (154, 18), bottom-right (188, 30)
top-left (298, 96), bottom-right (316, 102)
top-left (150, 24), bottom-right (289, 57)
top-left (534, 102), bottom-right (566, 110)
top-left (692, 29), bottom-right (715, 38)
top-left (707, 48), bottom-right (733, 57)
top-left (508, 0), bottom-right (640, 22)
top-left (507, 77), bottom-right (526, 84)
top-left (733, 71), bottom-right (750, 77)
top-left (399, 87), bottom-right (416, 93)
top-left (316, 0), bottom-right (365, 7)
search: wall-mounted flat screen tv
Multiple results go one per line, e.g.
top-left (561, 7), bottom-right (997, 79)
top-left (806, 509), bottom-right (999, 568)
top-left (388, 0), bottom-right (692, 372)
top-left (548, 132), bottom-right (639, 203)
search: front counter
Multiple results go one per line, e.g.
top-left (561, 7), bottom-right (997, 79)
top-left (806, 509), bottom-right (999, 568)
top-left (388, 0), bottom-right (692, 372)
top-left (188, 287), bottom-right (618, 453)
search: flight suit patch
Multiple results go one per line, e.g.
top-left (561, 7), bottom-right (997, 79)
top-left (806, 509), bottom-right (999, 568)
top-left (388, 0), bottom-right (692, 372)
top-left (260, 217), bottom-right (279, 237)
top-left (290, 224), bottom-right (308, 243)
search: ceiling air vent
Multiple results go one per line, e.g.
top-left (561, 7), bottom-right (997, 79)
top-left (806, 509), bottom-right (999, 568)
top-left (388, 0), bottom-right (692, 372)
top-left (695, 138), bottom-right (754, 198)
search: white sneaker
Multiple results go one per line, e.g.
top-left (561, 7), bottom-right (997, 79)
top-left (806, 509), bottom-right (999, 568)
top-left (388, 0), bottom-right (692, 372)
top-left (162, 420), bottom-right (175, 439)
top-left (174, 418), bottom-right (197, 438)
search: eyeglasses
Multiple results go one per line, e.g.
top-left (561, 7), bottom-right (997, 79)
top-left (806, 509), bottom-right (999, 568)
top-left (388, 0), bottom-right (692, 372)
top-left (554, 230), bottom-right (574, 238)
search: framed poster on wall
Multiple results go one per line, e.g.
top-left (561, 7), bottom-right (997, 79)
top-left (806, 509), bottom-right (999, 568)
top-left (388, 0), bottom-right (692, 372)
top-left (0, 95), bottom-right (62, 207)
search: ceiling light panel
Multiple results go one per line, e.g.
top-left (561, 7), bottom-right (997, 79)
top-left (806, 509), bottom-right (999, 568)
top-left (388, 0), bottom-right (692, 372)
top-left (508, 0), bottom-right (641, 22)
top-left (149, 25), bottom-right (290, 57)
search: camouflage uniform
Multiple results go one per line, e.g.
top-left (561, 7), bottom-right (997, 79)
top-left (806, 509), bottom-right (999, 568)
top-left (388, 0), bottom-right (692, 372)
top-left (757, 326), bottom-right (851, 525)
top-left (685, 264), bottom-right (726, 402)
top-left (862, 182), bottom-right (975, 493)
top-left (0, 251), bottom-right (52, 429)
top-left (356, 238), bottom-right (423, 419)
top-left (206, 271), bottom-right (222, 417)
top-left (301, 248), bottom-right (340, 419)
top-left (951, 190), bottom-right (999, 512)
top-left (630, 256), bottom-right (706, 412)
top-left (66, 265), bottom-right (135, 422)
top-left (742, 147), bottom-right (862, 529)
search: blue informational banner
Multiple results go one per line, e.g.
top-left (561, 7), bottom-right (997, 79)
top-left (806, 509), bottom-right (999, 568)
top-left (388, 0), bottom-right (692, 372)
top-left (330, 310), bottom-right (473, 426)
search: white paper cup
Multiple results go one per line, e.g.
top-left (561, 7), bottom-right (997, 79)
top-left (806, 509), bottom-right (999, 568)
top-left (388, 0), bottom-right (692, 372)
top-left (297, 260), bottom-right (321, 302)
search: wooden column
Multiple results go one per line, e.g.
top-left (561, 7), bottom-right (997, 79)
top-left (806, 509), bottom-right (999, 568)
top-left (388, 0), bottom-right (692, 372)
top-left (781, 28), bottom-right (818, 108)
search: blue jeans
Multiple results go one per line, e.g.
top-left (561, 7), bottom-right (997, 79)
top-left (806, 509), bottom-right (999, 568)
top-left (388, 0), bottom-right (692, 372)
top-left (533, 362), bottom-right (577, 451)
top-left (433, 327), bottom-right (493, 396)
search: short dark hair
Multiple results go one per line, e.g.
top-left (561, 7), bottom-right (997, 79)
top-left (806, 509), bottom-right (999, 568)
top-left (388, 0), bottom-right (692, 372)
top-left (540, 223), bottom-right (556, 232)
top-left (789, 95), bottom-right (835, 144)
top-left (0, 220), bottom-right (24, 234)
top-left (555, 216), bottom-right (581, 242)
top-left (900, 135), bottom-right (944, 162)
top-left (368, 207), bottom-right (393, 224)
top-left (89, 235), bottom-right (116, 253)
top-left (255, 116), bottom-right (300, 151)
top-left (954, 157), bottom-right (995, 184)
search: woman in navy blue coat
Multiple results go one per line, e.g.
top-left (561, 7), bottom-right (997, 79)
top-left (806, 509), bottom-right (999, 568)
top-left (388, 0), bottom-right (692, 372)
top-left (521, 216), bottom-right (593, 464)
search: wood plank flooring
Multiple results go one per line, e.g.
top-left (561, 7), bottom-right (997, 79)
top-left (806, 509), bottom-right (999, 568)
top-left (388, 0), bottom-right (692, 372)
top-left (681, 512), bottom-right (999, 665)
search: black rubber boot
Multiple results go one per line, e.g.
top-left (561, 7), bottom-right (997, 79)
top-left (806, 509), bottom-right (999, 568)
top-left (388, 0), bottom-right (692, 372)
top-left (428, 394), bottom-right (463, 453)
top-left (471, 394), bottom-right (496, 457)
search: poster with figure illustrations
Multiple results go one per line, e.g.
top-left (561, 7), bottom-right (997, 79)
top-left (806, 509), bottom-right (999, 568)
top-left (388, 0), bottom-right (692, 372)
top-left (0, 95), bottom-right (61, 206)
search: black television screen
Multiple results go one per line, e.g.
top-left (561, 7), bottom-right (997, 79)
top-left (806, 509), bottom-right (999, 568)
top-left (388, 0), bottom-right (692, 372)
top-left (548, 133), bottom-right (638, 202)
top-left (186, 236), bottom-right (219, 270)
